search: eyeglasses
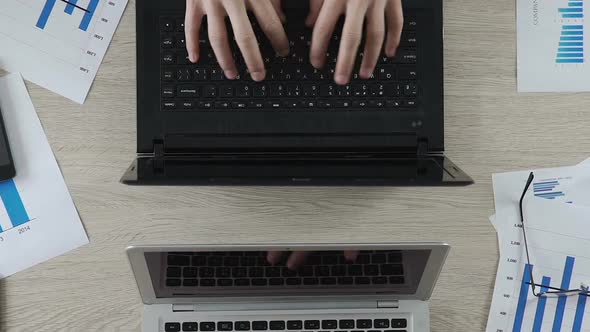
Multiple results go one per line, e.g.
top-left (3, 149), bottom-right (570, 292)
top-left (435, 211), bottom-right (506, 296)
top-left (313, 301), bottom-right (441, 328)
top-left (519, 172), bottom-right (590, 298)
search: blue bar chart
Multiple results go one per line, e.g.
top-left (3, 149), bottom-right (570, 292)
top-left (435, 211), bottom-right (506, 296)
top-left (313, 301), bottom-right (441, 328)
top-left (533, 276), bottom-right (551, 332)
top-left (64, 0), bottom-right (79, 15)
top-left (0, 179), bottom-right (30, 233)
top-left (79, 0), bottom-right (99, 31)
top-left (556, 1), bottom-right (585, 63)
top-left (36, 0), bottom-right (56, 30)
top-left (553, 257), bottom-right (575, 331)
top-left (513, 264), bottom-right (533, 332)
top-left (37, 0), bottom-right (100, 32)
top-left (533, 179), bottom-right (566, 199)
top-left (486, 190), bottom-right (590, 331)
top-left (512, 257), bottom-right (588, 332)
top-left (574, 294), bottom-right (588, 331)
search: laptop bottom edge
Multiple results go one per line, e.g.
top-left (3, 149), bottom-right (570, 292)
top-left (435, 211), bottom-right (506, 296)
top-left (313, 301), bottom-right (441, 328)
top-left (120, 155), bottom-right (473, 186)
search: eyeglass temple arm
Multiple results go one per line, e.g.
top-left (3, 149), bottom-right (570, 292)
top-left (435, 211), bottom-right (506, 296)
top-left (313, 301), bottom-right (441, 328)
top-left (520, 172), bottom-right (536, 295)
top-left (520, 172), bottom-right (535, 222)
top-left (526, 282), bottom-right (580, 293)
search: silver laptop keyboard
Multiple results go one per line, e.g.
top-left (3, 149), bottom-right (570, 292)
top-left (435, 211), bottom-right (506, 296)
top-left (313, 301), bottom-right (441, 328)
top-left (164, 318), bottom-right (408, 332)
top-left (165, 251), bottom-right (405, 288)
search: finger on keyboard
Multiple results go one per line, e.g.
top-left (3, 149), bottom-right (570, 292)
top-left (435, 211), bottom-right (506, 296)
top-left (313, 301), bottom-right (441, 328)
top-left (207, 4), bottom-right (238, 79)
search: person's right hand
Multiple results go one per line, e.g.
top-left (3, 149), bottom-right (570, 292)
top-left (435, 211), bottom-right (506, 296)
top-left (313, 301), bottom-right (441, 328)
top-left (185, 0), bottom-right (290, 81)
top-left (307, 0), bottom-right (404, 85)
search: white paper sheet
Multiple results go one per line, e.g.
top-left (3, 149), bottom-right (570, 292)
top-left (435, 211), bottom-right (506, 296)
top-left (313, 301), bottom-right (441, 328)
top-left (0, 73), bottom-right (88, 278)
top-left (0, 0), bottom-right (128, 103)
top-left (517, 0), bottom-right (590, 92)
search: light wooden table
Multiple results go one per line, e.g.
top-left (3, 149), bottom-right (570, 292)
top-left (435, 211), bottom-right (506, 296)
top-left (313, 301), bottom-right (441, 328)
top-left (1, 0), bottom-right (590, 330)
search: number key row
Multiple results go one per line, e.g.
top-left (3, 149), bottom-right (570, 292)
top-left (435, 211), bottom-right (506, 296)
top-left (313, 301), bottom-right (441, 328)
top-left (162, 67), bottom-right (416, 82)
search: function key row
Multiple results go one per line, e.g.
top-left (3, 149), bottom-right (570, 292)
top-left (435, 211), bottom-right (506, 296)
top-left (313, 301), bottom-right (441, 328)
top-left (167, 253), bottom-right (403, 267)
top-left (160, 15), bottom-right (419, 33)
top-left (167, 265), bottom-right (403, 278)
top-left (165, 319), bottom-right (408, 332)
top-left (167, 251), bottom-right (399, 256)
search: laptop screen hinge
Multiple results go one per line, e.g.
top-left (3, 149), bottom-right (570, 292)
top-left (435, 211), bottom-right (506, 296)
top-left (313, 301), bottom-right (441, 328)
top-left (417, 139), bottom-right (428, 156)
top-left (172, 304), bottom-right (197, 312)
top-left (153, 140), bottom-right (164, 172)
top-left (377, 300), bottom-right (399, 309)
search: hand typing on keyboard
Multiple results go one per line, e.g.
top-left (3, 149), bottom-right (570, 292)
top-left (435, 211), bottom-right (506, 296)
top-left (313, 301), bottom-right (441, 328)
top-left (307, 0), bottom-right (404, 85)
top-left (185, 0), bottom-right (289, 81)
top-left (267, 251), bottom-right (360, 270)
top-left (184, 0), bottom-right (404, 85)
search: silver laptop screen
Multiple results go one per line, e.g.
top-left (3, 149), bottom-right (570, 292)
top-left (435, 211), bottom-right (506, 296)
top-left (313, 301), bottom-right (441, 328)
top-left (144, 249), bottom-right (432, 298)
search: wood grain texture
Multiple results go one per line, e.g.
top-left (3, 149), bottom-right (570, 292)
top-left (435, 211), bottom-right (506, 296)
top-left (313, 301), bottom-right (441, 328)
top-left (1, 0), bottom-right (589, 331)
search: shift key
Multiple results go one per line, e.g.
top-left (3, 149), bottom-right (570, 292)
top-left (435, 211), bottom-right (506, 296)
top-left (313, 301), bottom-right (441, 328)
top-left (177, 85), bottom-right (199, 97)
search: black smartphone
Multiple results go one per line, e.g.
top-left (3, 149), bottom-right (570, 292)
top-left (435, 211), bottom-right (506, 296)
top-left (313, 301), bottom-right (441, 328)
top-left (0, 107), bottom-right (15, 181)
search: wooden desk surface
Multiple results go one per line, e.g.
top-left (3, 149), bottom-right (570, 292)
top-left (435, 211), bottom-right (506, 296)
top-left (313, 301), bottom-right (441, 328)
top-left (1, 0), bottom-right (589, 330)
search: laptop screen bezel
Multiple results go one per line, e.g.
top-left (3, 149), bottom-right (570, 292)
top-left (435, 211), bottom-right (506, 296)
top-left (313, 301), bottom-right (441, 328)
top-left (127, 243), bottom-right (449, 305)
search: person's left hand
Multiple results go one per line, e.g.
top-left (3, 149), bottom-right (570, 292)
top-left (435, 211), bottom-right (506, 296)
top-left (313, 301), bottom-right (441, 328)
top-left (267, 251), bottom-right (360, 270)
top-left (185, 0), bottom-right (289, 81)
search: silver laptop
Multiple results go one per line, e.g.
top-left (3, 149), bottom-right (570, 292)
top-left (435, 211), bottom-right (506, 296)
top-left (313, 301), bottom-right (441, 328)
top-left (127, 244), bottom-right (449, 332)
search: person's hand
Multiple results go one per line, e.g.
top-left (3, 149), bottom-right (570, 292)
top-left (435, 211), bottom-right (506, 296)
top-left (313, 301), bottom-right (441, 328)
top-left (267, 251), bottom-right (360, 270)
top-left (185, 0), bottom-right (290, 81)
top-left (307, 0), bottom-right (404, 85)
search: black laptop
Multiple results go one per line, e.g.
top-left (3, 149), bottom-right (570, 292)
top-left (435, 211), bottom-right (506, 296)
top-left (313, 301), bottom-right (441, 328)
top-left (122, 0), bottom-right (473, 186)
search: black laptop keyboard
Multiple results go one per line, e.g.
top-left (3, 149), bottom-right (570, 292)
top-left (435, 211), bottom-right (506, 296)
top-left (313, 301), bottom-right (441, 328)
top-left (159, 15), bottom-right (418, 112)
top-left (164, 319), bottom-right (408, 332)
top-left (165, 250), bottom-right (405, 288)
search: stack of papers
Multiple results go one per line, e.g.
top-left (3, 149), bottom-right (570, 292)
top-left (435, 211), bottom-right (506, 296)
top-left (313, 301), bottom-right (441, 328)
top-left (486, 158), bottom-right (590, 331)
top-left (0, 73), bottom-right (88, 278)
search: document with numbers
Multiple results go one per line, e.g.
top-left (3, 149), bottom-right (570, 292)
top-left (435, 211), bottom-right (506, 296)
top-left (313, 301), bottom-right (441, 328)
top-left (0, 0), bottom-right (128, 103)
top-left (487, 158), bottom-right (590, 331)
top-left (487, 201), bottom-right (590, 332)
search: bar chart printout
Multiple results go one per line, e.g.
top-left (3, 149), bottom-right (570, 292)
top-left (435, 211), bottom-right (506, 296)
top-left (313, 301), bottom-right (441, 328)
top-left (0, 179), bottom-right (30, 233)
top-left (485, 198), bottom-right (590, 332)
top-left (556, 0), bottom-right (584, 64)
top-left (0, 0), bottom-right (128, 103)
top-left (517, 0), bottom-right (590, 91)
top-left (512, 257), bottom-right (588, 332)
top-left (36, 0), bottom-right (100, 31)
